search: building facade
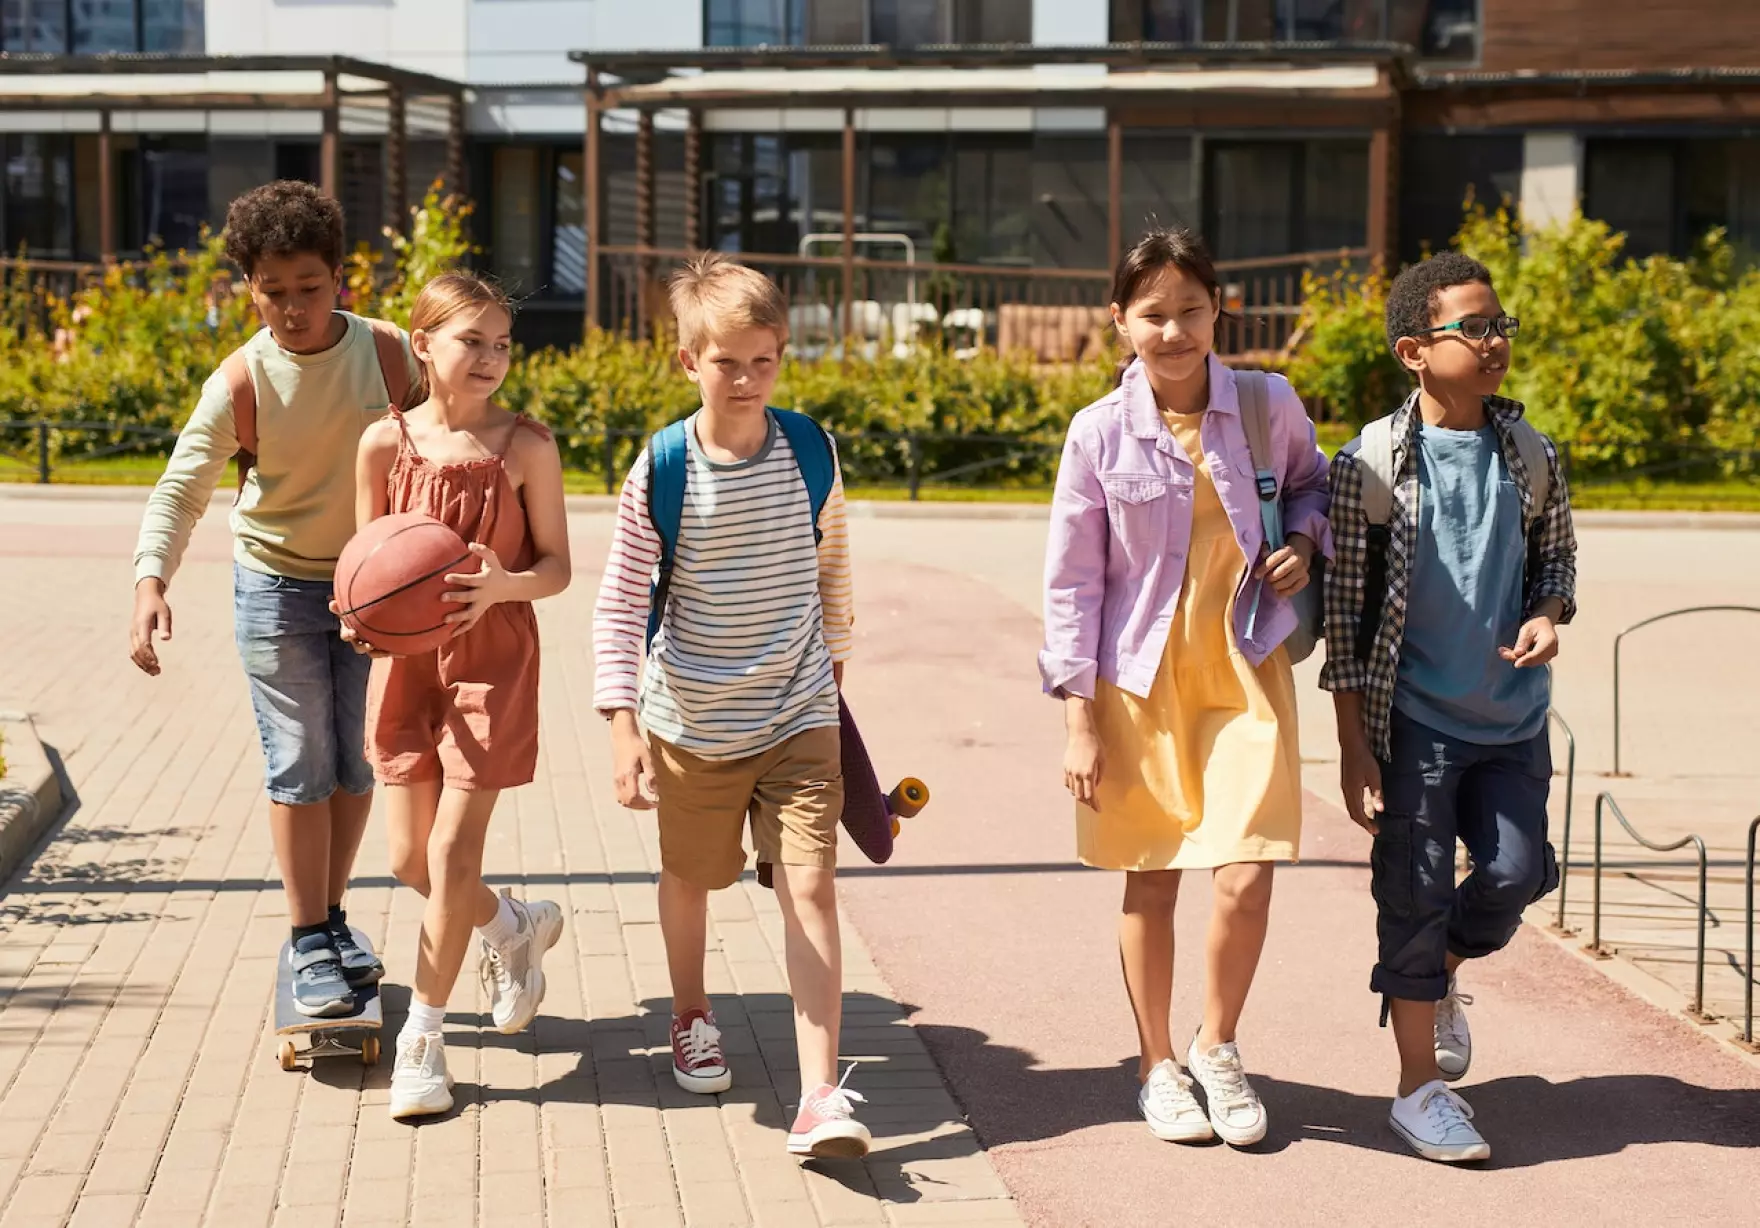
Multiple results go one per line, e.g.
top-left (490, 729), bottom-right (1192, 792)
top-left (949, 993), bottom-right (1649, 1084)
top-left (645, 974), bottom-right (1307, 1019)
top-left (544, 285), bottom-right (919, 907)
top-left (1, 1), bottom-right (1756, 347)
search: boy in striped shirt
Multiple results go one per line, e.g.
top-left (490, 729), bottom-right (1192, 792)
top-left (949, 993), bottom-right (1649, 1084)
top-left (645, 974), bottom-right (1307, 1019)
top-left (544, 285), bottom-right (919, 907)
top-left (592, 254), bottom-right (867, 1158)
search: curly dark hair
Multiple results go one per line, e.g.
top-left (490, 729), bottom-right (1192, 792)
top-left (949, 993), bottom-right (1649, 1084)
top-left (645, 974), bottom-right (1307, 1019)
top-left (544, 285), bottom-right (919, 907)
top-left (222, 180), bottom-right (345, 277)
top-left (1384, 251), bottom-right (1494, 360)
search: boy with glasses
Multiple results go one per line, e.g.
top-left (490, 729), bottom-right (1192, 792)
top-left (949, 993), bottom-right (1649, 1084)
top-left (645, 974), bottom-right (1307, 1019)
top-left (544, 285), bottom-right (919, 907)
top-left (1320, 252), bottom-right (1577, 1163)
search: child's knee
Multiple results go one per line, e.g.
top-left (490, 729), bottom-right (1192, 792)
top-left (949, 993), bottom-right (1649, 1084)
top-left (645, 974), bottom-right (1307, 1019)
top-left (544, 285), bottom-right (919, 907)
top-left (1212, 862), bottom-right (1274, 915)
top-left (389, 841), bottom-right (430, 894)
top-left (1123, 869), bottom-right (1181, 910)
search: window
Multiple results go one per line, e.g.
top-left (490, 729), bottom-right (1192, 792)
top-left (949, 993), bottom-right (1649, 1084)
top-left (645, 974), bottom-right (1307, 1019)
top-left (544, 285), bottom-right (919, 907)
top-left (1586, 142), bottom-right (1676, 259)
top-left (1584, 138), bottom-right (1760, 260)
top-left (0, 0), bottom-right (203, 52)
top-left (1204, 138), bottom-right (1368, 260)
top-left (131, 136), bottom-right (208, 253)
top-left (2, 134), bottom-right (75, 259)
top-left (491, 147), bottom-right (543, 295)
top-left (1279, 0), bottom-right (1343, 41)
top-left (553, 154), bottom-right (587, 295)
top-left (1113, 0), bottom-right (1394, 41)
top-left (706, 0), bottom-right (1025, 46)
top-left (1388, 0), bottom-right (1477, 61)
top-left (1399, 133), bottom-right (1521, 261)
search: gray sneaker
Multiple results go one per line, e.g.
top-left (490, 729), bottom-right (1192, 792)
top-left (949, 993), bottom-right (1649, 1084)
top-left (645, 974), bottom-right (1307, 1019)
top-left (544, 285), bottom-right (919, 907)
top-left (289, 933), bottom-right (356, 1018)
top-left (328, 914), bottom-right (385, 987)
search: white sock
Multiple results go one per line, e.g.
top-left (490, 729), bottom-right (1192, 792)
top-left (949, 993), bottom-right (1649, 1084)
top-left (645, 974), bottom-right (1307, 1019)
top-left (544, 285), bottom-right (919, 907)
top-left (400, 999), bottom-right (446, 1048)
top-left (476, 893), bottom-right (520, 950)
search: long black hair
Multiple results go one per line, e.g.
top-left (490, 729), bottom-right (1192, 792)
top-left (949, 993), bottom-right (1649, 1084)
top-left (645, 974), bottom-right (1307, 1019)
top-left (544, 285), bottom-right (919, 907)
top-left (1109, 227), bottom-right (1224, 386)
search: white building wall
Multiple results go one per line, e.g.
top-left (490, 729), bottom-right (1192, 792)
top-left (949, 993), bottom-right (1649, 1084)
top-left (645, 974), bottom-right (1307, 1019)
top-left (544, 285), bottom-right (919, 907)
top-left (1520, 132), bottom-right (1583, 232)
top-left (206, 1), bottom-right (472, 80)
top-left (1033, 0), bottom-right (1107, 44)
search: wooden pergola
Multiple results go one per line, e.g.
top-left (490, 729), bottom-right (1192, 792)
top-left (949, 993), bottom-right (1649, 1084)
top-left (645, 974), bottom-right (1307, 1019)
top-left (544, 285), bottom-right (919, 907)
top-left (0, 54), bottom-right (469, 263)
top-left (570, 44), bottom-right (1405, 331)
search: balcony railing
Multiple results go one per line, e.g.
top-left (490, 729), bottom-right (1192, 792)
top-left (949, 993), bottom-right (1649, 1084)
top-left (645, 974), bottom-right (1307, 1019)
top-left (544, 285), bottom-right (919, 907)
top-left (595, 244), bottom-right (1369, 363)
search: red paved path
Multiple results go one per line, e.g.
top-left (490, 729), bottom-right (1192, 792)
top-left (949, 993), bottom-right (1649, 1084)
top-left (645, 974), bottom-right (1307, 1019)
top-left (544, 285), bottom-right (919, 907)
top-left (834, 556), bottom-right (1760, 1227)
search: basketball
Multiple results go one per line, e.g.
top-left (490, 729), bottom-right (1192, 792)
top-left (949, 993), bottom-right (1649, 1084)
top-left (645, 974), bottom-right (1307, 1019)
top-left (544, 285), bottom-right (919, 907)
top-left (333, 512), bottom-right (474, 655)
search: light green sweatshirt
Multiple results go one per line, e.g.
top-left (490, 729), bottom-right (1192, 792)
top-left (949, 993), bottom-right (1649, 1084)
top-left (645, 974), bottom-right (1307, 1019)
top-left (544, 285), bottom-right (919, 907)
top-left (133, 312), bottom-right (418, 586)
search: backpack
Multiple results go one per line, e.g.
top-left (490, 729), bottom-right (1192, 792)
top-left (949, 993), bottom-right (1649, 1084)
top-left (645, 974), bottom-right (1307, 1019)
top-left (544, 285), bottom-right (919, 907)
top-left (1236, 369), bottom-right (1325, 664)
top-left (1351, 410), bottom-right (1552, 662)
top-left (644, 408), bottom-right (836, 653)
top-left (221, 318), bottom-right (411, 493)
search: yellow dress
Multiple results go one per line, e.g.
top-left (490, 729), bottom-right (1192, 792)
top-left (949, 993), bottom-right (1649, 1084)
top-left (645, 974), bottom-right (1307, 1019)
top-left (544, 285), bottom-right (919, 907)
top-left (1078, 409), bottom-right (1304, 870)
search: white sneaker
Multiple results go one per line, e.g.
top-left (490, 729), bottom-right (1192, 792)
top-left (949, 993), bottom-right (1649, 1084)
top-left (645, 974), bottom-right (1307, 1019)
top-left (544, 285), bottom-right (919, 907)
top-left (389, 1031), bottom-right (454, 1120)
top-left (1435, 975), bottom-right (1474, 1081)
top-left (1390, 1080), bottom-right (1490, 1163)
top-left (1185, 1038), bottom-right (1268, 1146)
top-left (1138, 1059), bottom-right (1214, 1143)
top-left (480, 893), bottom-right (564, 1035)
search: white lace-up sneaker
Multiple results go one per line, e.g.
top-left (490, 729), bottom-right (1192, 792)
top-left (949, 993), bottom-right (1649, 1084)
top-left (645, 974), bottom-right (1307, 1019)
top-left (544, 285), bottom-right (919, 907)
top-left (1390, 1079), bottom-right (1491, 1163)
top-left (1435, 975), bottom-right (1474, 1081)
top-left (389, 1031), bottom-right (454, 1121)
top-left (787, 1064), bottom-right (871, 1159)
top-left (1138, 1059), bottom-right (1214, 1143)
top-left (1185, 1037), bottom-right (1269, 1146)
top-left (479, 893), bottom-right (563, 1035)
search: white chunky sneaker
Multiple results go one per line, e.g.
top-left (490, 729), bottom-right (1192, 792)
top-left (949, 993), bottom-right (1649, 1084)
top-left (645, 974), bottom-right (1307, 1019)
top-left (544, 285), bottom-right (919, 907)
top-left (480, 893), bottom-right (564, 1035)
top-left (1185, 1038), bottom-right (1269, 1146)
top-left (1390, 1080), bottom-right (1491, 1163)
top-left (1138, 1059), bottom-right (1214, 1143)
top-left (389, 1031), bottom-right (454, 1121)
top-left (1435, 975), bottom-right (1474, 1082)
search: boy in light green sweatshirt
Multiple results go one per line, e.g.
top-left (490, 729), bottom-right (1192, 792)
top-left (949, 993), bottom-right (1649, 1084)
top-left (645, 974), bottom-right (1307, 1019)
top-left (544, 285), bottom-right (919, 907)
top-left (129, 181), bottom-right (417, 1017)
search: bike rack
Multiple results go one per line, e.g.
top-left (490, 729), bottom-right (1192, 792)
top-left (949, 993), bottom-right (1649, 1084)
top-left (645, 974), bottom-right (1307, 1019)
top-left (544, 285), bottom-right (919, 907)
top-left (1612, 606), bottom-right (1760, 776)
top-left (1588, 792), bottom-right (1712, 1022)
top-left (1742, 815), bottom-right (1760, 1053)
top-left (1548, 708), bottom-right (1578, 934)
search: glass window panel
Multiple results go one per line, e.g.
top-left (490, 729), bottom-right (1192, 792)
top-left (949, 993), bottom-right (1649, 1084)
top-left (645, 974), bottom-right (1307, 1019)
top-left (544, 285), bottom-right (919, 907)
top-left (1122, 130), bottom-right (1197, 243)
top-left (1031, 136), bottom-right (1108, 269)
top-left (137, 136), bottom-right (208, 252)
top-left (491, 146), bottom-right (543, 294)
top-left (952, 136), bottom-right (1031, 263)
top-left (143, 0), bottom-right (203, 52)
top-left (1389, 1), bottom-right (1477, 60)
top-left (1683, 138), bottom-right (1760, 254)
top-left (1397, 133), bottom-right (1521, 262)
top-left (3, 0), bottom-right (68, 50)
top-left (4, 134), bottom-right (75, 258)
top-left (1279, 0), bottom-right (1345, 40)
top-left (1301, 138), bottom-right (1367, 250)
top-left (1199, 0), bottom-right (1229, 38)
top-left (806, 0), bottom-right (864, 41)
top-left (872, 0), bottom-right (949, 46)
top-left (553, 152), bottom-right (586, 294)
top-left (705, 0), bottom-right (800, 46)
top-left (1586, 141), bottom-right (1677, 258)
top-left (1205, 141), bottom-right (1296, 260)
top-left (1144, 0), bottom-right (1198, 41)
top-left (72, 0), bottom-right (139, 53)
top-left (956, 0), bottom-right (1031, 42)
top-left (867, 136), bottom-right (949, 246)
top-left (1233, 0), bottom-right (1278, 40)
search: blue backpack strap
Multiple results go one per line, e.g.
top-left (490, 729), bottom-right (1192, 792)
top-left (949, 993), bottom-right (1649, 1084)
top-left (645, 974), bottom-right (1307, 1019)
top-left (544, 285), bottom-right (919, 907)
top-left (644, 419), bottom-right (690, 653)
top-left (771, 408), bottom-right (835, 544)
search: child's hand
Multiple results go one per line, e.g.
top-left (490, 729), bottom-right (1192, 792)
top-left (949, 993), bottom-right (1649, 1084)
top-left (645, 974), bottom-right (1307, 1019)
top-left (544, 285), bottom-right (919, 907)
top-left (443, 543), bottom-right (511, 636)
top-left (1339, 742), bottom-right (1384, 835)
top-left (1063, 719), bottom-right (1105, 810)
top-left (1500, 615), bottom-right (1558, 669)
top-left (130, 579), bottom-right (172, 677)
top-left (610, 714), bottom-right (658, 810)
top-left (328, 599), bottom-right (393, 658)
top-left (1256, 533), bottom-right (1314, 598)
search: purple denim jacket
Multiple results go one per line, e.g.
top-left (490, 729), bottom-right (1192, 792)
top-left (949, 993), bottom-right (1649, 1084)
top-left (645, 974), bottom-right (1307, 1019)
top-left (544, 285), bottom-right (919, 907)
top-left (1039, 355), bottom-right (1333, 700)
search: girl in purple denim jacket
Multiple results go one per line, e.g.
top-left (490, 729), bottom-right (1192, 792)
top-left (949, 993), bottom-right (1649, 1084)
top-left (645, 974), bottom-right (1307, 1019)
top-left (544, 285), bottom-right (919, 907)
top-left (1038, 228), bottom-right (1332, 1148)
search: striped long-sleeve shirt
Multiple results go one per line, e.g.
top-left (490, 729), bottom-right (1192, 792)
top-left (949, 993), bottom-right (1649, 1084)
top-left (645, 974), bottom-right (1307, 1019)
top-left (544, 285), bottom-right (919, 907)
top-left (592, 413), bottom-right (854, 760)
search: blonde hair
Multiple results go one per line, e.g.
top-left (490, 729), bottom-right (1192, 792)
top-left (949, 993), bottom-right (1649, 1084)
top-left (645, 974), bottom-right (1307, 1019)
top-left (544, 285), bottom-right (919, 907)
top-left (668, 252), bottom-right (789, 354)
top-left (407, 271), bottom-right (514, 405)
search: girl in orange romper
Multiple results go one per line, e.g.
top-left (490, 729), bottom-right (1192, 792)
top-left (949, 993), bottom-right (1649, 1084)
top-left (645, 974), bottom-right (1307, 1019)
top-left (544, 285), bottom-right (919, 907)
top-left (344, 272), bottom-right (571, 1120)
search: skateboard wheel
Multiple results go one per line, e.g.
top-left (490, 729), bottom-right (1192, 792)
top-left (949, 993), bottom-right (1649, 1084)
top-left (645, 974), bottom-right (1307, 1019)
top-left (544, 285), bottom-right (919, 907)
top-left (360, 1035), bottom-right (381, 1066)
top-left (888, 778), bottom-right (929, 819)
top-left (890, 818), bottom-right (901, 838)
top-left (278, 1040), bottom-right (298, 1072)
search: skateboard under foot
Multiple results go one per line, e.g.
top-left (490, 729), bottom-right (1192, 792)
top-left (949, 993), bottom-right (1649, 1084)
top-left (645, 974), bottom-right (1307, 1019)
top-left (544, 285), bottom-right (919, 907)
top-left (273, 926), bottom-right (384, 1070)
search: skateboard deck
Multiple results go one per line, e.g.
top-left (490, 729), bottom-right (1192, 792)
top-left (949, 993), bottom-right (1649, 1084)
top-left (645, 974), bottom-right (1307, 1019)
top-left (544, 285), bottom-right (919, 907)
top-left (837, 695), bottom-right (928, 865)
top-left (273, 927), bottom-right (383, 1070)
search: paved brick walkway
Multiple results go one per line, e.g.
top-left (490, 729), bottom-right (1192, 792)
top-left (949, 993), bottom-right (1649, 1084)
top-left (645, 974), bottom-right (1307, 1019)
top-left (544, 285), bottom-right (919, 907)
top-left (0, 495), bottom-right (1022, 1228)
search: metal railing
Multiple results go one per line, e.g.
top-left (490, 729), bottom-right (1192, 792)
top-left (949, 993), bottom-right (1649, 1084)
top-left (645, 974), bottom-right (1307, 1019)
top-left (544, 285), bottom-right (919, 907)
top-left (1587, 791), bottom-right (1712, 1021)
top-left (1548, 707), bottom-right (1579, 934)
top-left (594, 244), bottom-right (1369, 361)
top-left (1, 420), bottom-right (182, 483)
top-left (1611, 606), bottom-right (1760, 776)
top-left (1744, 815), bottom-right (1759, 1052)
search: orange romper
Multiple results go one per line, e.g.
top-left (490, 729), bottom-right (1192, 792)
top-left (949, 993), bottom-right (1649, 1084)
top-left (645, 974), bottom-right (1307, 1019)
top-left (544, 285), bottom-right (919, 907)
top-left (365, 411), bottom-right (548, 792)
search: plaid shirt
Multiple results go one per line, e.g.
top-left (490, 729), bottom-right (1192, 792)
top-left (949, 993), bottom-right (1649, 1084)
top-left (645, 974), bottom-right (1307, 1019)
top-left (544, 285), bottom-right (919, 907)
top-left (1319, 392), bottom-right (1578, 761)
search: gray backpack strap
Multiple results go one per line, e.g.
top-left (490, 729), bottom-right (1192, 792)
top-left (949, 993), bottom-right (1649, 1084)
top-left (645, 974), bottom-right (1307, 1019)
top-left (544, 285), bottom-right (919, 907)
top-left (1236, 369), bottom-right (1274, 476)
top-left (1507, 418), bottom-right (1551, 527)
top-left (1358, 415), bottom-right (1397, 526)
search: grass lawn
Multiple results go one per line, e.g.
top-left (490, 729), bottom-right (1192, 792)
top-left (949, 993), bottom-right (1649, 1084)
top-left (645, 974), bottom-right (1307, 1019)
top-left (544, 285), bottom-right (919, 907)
top-left (9, 445), bottom-right (1760, 513)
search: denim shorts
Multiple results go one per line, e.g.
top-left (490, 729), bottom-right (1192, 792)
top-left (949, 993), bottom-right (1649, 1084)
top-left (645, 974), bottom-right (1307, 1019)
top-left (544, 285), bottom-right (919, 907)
top-left (234, 564), bottom-right (374, 806)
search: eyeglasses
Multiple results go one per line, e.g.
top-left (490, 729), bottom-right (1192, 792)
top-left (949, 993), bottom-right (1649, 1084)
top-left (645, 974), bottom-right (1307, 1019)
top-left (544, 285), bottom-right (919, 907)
top-left (1414, 315), bottom-right (1520, 342)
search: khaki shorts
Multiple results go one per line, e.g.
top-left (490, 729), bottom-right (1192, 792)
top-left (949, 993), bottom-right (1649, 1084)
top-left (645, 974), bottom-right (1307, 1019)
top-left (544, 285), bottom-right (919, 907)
top-left (650, 725), bottom-right (843, 890)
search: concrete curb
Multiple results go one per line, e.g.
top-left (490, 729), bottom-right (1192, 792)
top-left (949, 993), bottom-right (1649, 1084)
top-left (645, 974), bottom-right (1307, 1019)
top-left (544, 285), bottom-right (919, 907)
top-left (5, 481), bottom-right (1759, 528)
top-left (0, 712), bottom-right (62, 887)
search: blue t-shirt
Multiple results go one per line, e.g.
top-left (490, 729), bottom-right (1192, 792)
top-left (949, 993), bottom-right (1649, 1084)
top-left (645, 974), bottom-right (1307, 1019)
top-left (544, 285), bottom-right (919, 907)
top-left (1393, 422), bottom-right (1549, 744)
